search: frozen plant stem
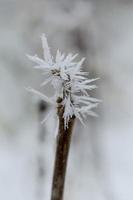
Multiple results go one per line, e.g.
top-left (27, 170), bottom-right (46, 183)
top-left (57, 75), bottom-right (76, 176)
top-left (27, 34), bottom-right (100, 200)
top-left (51, 99), bottom-right (75, 200)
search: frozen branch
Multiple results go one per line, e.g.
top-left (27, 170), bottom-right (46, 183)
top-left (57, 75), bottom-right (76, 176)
top-left (27, 34), bottom-right (100, 200)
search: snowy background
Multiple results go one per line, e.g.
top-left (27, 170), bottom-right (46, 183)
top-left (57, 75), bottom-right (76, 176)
top-left (0, 0), bottom-right (133, 200)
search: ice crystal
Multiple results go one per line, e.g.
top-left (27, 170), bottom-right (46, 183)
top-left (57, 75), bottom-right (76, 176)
top-left (27, 34), bottom-right (100, 128)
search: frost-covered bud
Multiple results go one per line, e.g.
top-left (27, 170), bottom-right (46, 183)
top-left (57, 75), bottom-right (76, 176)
top-left (27, 34), bottom-right (100, 129)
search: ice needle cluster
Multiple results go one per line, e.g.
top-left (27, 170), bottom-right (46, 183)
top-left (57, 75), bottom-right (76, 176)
top-left (27, 34), bottom-right (100, 128)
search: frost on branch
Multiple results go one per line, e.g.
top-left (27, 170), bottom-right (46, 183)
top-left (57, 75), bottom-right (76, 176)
top-left (27, 34), bottom-right (100, 128)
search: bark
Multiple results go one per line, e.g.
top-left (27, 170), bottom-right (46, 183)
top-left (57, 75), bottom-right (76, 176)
top-left (51, 100), bottom-right (75, 200)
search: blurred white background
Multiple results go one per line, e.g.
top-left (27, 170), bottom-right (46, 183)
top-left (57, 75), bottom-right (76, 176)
top-left (0, 0), bottom-right (133, 200)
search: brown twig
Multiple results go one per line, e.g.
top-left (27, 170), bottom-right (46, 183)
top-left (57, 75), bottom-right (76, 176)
top-left (51, 99), bottom-right (75, 200)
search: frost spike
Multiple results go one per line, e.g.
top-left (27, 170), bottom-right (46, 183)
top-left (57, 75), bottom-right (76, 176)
top-left (41, 110), bottom-right (53, 124)
top-left (40, 77), bottom-right (52, 87)
top-left (27, 54), bottom-right (46, 65)
top-left (26, 87), bottom-right (53, 104)
top-left (76, 57), bottom-right (85, 71)
top-left (41, 34), bottom-right (53, 64)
